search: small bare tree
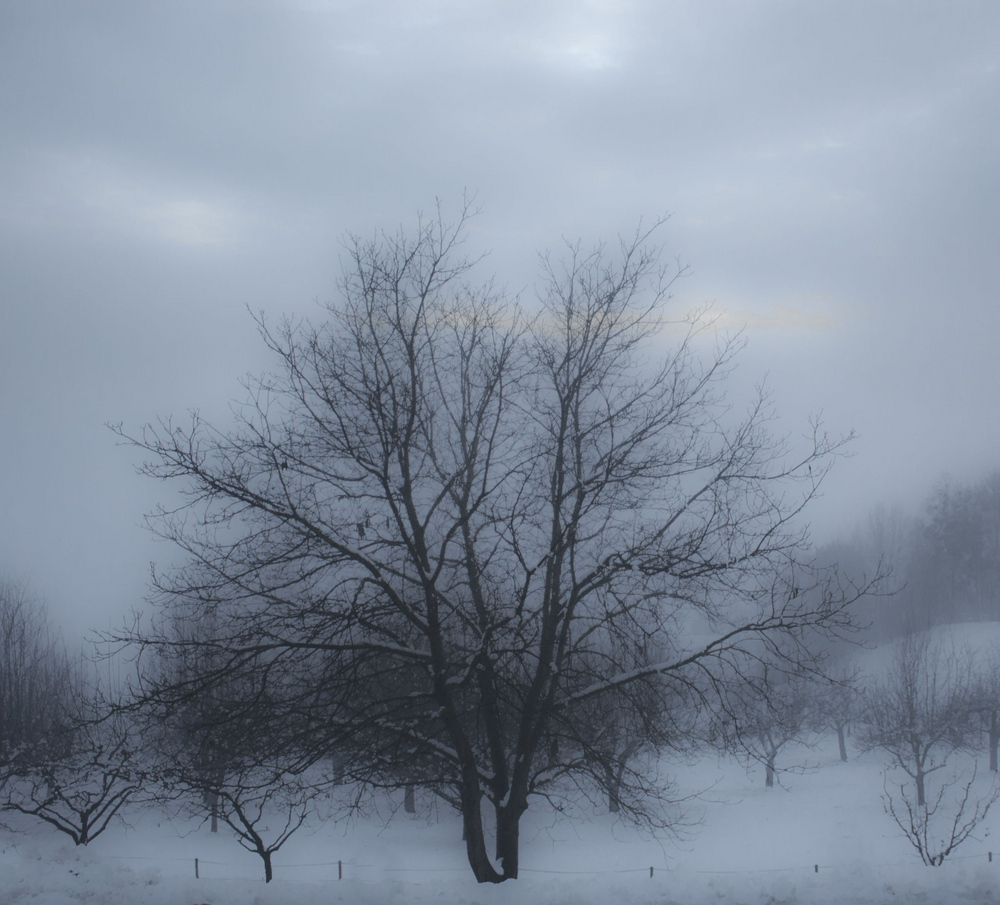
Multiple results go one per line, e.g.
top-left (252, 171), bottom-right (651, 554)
top-left (860, 632), bottom-right (973, 807)
top-left (161, 758), bottom-right (312, 883)
top-left (131, 609), bottom-right (315, 881)
top-left (547, 640), bottom-right (688, 816)
top-left (969, 644), bottom-right (1000, 772)
top-left (1, 694), bottom-right (144, 845)
top-left (811, 663), bottom-right (861, 763)
top-left (884, 762), bottom-right (999, 866)
top-left (716, 653), bottom-right (824, 788)
top-left (862, 631), bottom-right (997, 865)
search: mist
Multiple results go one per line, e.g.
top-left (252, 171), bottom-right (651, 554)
top-left (1, 1), bottom-right (999, 900)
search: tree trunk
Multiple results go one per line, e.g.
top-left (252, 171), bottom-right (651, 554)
top-left (990, 710), bottom-right (999, 773)
top-left (495, 804), bottom-right (521, 880)
top-left (765, 753), bottom-right (775, 788)
top-left (605, 763), bottom-right (621, 813)
top-left (837, 723), bottom-right (848, 762)
top-left (404, 784), bottom-right (416, 814)
top-left (460, 786), bottom-right (503, 883)
top-left (916, 768), bottom-right (926, 807)
top-left (262, 850), bottom-right (273, 883)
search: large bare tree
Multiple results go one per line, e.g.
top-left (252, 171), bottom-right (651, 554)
top-left (114, 206), bottom-right (865, 882)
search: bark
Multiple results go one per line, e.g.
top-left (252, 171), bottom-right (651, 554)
top-left (761, 734), bottom-right (777, 788)
top-left (460, 785), bottom-right (502, 883)
top-left (605, 763), bottom-right (621, 814)
top-left (262, 850), bottom-right (273, 883)
top-left (495, 804), bottom-right (522, 880)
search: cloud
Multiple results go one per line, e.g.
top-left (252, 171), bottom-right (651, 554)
top-left (77, 161), bottom-right (240, 248)
top-left (21, 148), bottom-right (244, 248)
top-left (133, 199), bottom-right (236, 247)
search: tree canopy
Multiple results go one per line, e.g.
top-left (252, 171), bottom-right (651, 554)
top-left (114, 206), bottom-right (866, 882)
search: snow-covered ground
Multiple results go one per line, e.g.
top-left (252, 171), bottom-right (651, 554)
top-left (2, 738), bottom-right (999, 904)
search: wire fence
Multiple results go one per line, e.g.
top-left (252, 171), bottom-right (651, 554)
top-left (70, 849), bottom-right (1000, 881)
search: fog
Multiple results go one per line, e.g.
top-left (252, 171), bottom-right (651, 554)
top-left (1, 1), bottom-right (999, 643)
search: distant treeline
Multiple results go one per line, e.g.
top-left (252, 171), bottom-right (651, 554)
top-left (820, 470), bottom-right (1000, 636)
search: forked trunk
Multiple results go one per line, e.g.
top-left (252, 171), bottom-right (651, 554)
top-left (457, 778), bottom-right (525, 883)
top-left (495, 804), bottom-right (521, 879)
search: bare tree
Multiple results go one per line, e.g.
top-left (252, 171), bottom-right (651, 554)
top-left (804, 659), bottom-right (862, 763)
top-left (159, 755), bottom-right (312, 883)
top-left (544, 638), bottom-right (688, 817)
top-left (825, 676), bottom-right (859, 764)
top-left (860, 632), bottom-right (974, 807)
top-left (1, 692), bottom-right (144, 846)
top-left (968, 644), bottom-right (1000, 773)
top-left (113, 206), bottom-right (867, 882)
top-left (209, 773), bottom-right (311, 884)
top-left (884, 762), bottom-right (999, 866)
top-left (132, 612), bottom-right (314, 881)
top-left (716, 655), bottom-right (824, 788)
top-left (140, 608), bottom-right (247, 833)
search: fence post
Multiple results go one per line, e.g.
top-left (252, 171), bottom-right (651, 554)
top-left (649, 866), bottom-right (654, 878)
top-left (339, 859), bottom-right (343, 880)
top-left (814, 864), bottom-right (819, 873)
top-left (990, 852), bottom-right (993, 863)
top-left (195, 858), bottom-right (199, 879)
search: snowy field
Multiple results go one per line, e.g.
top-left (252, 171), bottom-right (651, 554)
top-left (2, 737), bottom-right (999, 905)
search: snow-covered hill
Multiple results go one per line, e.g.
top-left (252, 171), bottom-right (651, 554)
top-left (852, 620), bottom-right (1000, 684)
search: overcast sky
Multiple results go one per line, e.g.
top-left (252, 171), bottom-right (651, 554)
top-left (1, 0), bottom-right (999, 641)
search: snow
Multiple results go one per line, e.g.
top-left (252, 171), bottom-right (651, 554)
top-left (853, 621), bottom-right (1000, 689)
top-left (3, 737), bottom-right (1000, 904)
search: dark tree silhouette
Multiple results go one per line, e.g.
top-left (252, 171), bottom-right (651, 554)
top-left (1, 696), bottom-right (144, 846)
top-left (113, 205), bottom-right (867, 882)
